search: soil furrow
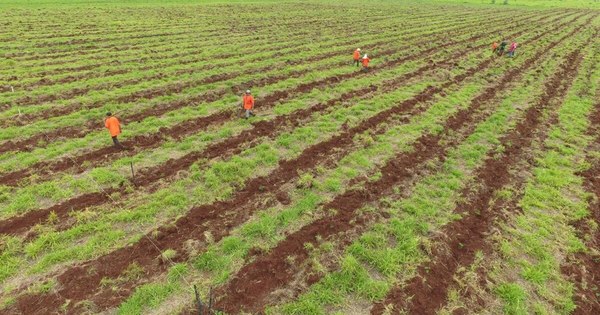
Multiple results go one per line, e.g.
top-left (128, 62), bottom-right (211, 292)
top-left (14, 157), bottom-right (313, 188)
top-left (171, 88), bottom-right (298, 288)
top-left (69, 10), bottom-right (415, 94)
top-left (10, 13), bottom-right (401, 61)
top-left (15, 14), bottom-right (582, 311)
top-left (370, 48), bottom-right (585, 315)
top-left (0, 17), bottom-right (553, 235)
top-left (1, 9), bottom-right (520, 131)
top-left (6, 30), bottom-right (514, 314)
top-left (4, 11), bottom-right (461, 93)
top-left (562, 101), bottom-right (600, 314)
top-left (13, 11), bottom-right (490, 89)
top-left (0, 12), bottom-right (569, 186)
top-left (210, 27), bottom-right (588, 315)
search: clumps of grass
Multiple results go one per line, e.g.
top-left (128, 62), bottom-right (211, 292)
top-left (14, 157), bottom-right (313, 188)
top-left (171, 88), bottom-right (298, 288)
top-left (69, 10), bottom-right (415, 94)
top-left (101, 262), bottom-right (145, 291)
top-left (46, 211), bottom-right (59, 225)
top-left (159, 249), bottom-right (178, 263)
top-left (27, 279), bottom-right (56, 294)
top-left (123, 262), bottom-right (145, 281)
top-left (297, 173), bottom-right (315, 189)
top-left (495, 283), bottom-right (527, 314)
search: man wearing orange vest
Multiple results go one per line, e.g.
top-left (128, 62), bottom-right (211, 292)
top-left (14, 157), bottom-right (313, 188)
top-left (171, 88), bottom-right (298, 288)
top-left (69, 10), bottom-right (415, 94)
top-left (104, 112), bottom-right (124, 149)
top-left (242, 90), bottom-right (255, 119)
top-left (361, 54), bottom-right (370, 72)
top-left (353, 48), bottom-right (361, 67)
top-left (491, 42), bottom-right (499, 54)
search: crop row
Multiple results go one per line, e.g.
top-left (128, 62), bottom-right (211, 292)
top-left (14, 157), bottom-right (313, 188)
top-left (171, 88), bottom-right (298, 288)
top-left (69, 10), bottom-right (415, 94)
top-left (0, 11), bottom-right (584, 314)
top-left (0, 10), bottom-right (570, 229)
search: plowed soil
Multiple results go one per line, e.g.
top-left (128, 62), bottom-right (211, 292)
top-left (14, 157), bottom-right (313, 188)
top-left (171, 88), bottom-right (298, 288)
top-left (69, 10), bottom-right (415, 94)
top-left (1, 3), bottom-right (597, 315)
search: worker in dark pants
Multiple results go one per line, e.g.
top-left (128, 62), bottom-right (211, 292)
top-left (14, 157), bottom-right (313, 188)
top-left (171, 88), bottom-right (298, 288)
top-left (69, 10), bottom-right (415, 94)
top-left (361, 54), bottom-right (370, 72)
top-left (353, 48), bottom-right (361, 67)
top-left (498, 41), bottom-right (508, 56)
top-left (104, 112), bottom-right (125, 149)
top-left (242, 90), bottom-right (255, 119)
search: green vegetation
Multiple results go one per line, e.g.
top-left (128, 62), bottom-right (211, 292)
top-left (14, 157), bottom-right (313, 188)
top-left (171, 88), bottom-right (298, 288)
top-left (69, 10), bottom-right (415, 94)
top-left (0, 1), bottom-right (598, 314)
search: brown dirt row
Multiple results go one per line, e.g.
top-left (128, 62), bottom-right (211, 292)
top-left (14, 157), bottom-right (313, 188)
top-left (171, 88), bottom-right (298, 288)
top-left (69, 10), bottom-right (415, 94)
top-left (0, 10), bottom-right (576, 246)
top-left (9, 12), bottom-right (412, 80)
top-left (7, 13), bottom-right (364, 57)
top-left (369, 46), bottom-right (586, 315)
top-left (0, 12), bottom-right (567, 187)
top-left (10, 13), bottom-right (384, 82)
top-left (12, 13), bottom-right (400, 59)
top-left (9, 11), bottom-right (494, 93)
top-left (9, 8), bottom-right (468, 46)
top-left (447, 47), bottom-right (599, 315)
top-left (0, 37), bottom-right (485, 184)
top-left (6, 28), bottom-right (516, 314)
top-left (562, 98), bottom-right (600, 313)
top-left (0, 15), bottom-right (519, 237)
top-left (4, 10), bottom-right (509, 119)
top-left (210, 24), bottom-right (589, 315)
top-left (2, 21), bottom-right (441, 119)
top-left (9, 8), bottom-right (474, 62)
top-left (61, 17), bottom-right (579, 312)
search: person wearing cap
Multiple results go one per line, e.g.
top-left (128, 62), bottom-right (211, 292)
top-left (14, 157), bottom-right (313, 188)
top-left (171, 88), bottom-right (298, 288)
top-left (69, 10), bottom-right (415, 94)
top-left (104, 112), bottom-right (124, 149)
top-left (361, 53), bottom-right (371, 72)
top-left (242, 90), bottom-right (255, 119)
top-left (353, 48), bottom-right (361, 67)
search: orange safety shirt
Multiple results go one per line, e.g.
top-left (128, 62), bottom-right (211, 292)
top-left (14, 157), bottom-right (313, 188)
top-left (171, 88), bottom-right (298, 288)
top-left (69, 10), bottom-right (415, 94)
top-left (353, 50), bottom-right (360, 60)
top-left (105, 116), bottom-right (121, 137)
top-left (492, 42), bottom-right (499, 50)
top-left (362, 57), bottom-right (370, 67)
top-left (243, 94), bottom-right (255, 110)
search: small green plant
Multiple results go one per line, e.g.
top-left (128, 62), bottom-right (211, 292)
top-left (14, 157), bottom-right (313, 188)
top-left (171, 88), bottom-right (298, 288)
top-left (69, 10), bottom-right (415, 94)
top-left (159, 249), bottom-right (177, 263)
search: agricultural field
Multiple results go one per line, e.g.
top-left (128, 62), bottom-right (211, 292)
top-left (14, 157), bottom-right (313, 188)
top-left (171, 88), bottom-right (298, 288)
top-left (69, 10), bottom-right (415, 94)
top-left (0, 0), bottom-right (599, 314)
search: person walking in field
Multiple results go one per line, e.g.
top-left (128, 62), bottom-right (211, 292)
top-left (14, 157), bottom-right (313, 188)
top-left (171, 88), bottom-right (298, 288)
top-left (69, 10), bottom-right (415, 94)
top-left (491, 42), bottom-right (499, 54)
top-left (361, 53), bottom-right (370, 72)
top-left (498, 40), bottom-right (508, 56)
top-left (507, 41), bottom-right (518, 57)
top-left (104, 112), bottom-right (125, 149)
top-left (353, 48), bottom-right (361, 67)
top-left (242, 89), bottom-right (255, 119)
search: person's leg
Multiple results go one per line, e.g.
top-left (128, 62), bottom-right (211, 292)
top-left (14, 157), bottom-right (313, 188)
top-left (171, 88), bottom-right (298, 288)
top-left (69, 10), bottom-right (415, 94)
top-left (112, 136), bottom-right (124, 149)
top-left (245, 109), bottom-right (250, 119)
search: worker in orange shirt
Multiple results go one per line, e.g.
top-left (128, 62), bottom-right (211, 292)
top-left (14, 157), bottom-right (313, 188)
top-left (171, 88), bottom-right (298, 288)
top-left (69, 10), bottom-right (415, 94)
top-left (353, 48), bottom-right (361, 67)
top-left (361, 54), bottom-right (370, 72)
top-left (491, 42), bottom-right (499, 54)
top-left (104, 112), bottom-right (125, 149)
top-left (242, 90), bottom-right (255, 119)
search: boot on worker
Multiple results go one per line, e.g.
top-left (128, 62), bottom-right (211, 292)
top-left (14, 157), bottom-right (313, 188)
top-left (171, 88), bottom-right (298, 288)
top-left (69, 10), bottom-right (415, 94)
top-left (353, 48), bottom-right (361, 67)
top-left (104, 112), bottom-right (125, 150)
top-left (361, 53), bottom-right (370, 72)
top-left (242, 89), bottom-right (255, 119)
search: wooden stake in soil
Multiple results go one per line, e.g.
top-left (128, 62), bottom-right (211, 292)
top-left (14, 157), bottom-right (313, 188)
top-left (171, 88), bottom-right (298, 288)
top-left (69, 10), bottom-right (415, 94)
top-left (194, 285), bottom-right (203, 315)
top-left (208, 287), bottom-right (213, 310)
top-left (130, 161), bottom-right (135, 184)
